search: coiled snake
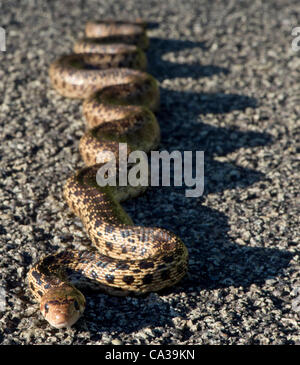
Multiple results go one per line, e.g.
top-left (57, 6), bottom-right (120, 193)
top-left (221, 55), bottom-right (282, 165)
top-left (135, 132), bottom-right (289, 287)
top-left (28, 20), bottom-right (189, 329)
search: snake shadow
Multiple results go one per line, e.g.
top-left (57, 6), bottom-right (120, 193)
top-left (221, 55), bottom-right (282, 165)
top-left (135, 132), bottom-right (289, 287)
top-left (147, 37), bottom-right (228, 81)
top-left (75, 37), bottom-right (295, 338)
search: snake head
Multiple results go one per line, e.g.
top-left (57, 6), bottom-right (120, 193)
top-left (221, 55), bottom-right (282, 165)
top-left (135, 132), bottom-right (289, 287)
top-left (40, 285), bottom-right (86, 329)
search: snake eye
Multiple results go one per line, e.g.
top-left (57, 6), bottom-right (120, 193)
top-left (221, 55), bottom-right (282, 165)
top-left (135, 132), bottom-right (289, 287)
top-left (74, 300), bottom-right (79, 311)
top-left (44, 303), bottom-right (49, 314)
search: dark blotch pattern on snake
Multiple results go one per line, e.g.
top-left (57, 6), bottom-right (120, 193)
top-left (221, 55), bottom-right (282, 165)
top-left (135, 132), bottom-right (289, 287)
top-left (27, 20), bottom-right (189, 329)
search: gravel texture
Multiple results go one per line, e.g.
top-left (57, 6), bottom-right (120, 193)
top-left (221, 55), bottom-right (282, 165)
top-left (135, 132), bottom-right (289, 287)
top-left (0, 0), bottom-right (299, 345)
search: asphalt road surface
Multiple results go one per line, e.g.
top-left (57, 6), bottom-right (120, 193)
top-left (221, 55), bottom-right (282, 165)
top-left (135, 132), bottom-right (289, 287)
top-left (0, 0), bottom-right (299, 344)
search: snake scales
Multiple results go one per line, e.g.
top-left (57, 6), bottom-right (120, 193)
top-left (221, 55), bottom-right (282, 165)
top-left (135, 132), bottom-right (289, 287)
top-left (27, 20), bottom-right (189, 329)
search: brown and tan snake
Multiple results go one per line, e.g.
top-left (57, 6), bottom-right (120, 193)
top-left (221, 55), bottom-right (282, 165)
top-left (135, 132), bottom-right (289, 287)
top-left (28, 20), bottom-right (189, 329)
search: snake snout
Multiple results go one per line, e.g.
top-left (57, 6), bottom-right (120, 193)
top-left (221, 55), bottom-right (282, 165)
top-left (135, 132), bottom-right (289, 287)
top-left (46, 307), bottom-right (76, 329)
top-left (40, 286), bottom-right (85, 328)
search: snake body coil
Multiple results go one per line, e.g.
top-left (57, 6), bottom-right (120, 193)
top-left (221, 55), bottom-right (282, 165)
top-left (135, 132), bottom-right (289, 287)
top-left (28, 20), bottom-right (189, 329)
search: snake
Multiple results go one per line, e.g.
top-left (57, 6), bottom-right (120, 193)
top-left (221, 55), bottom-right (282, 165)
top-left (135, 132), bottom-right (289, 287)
top-left (27, 20), bottom-right (189, 329)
